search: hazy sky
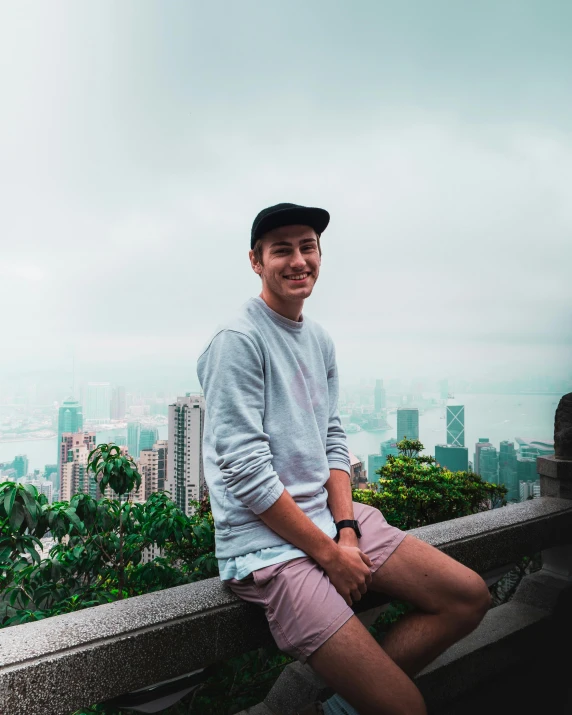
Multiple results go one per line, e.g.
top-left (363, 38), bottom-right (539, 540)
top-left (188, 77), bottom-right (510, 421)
top-left (1, 1), bottom-right (571, 392)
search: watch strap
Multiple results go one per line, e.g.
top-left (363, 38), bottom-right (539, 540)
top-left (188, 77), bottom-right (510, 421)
top-left (335, 519), bottom-right (362, 539)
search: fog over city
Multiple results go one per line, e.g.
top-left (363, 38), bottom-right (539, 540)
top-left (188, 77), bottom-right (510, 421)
top-left (1, 1), bottom-right (571, 395)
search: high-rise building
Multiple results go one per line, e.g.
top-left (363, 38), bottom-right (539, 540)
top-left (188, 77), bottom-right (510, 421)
top-left (24, 479), bottom-right (53, 503)
top-left (499, 441), bottom-right (518, 502)
top-left (44, 464), bottom-right (57, 480)
top-left (516, 456), bottom-right (537, 483)
top-left (435, 444), bottom-right (469, 473)
top-left (368, 439), bottom-right (401, 479)
top-left (396, 408), bottom-right (419, 441)
top-left (140, 427), bottom-right (159, 453)
top-left (13, 455), bottom-right (29, 479)
top-left (519, 479), bottom-right (541, 502)
top-left (167, 394), bottom-right (205, 515)
top-left (139, 440), bottom-right (168, 497)
top-left (373, 380), bottom-right (386, 411)
top-left (514, 438), bottom-right (554, 460)
top-left (367, 454), bottom-right (386, 482)
top-left (57, 398), bottom-right (83, 480)
top-left (446, 406), bottom-right (465, 447)
top-left (127, 422), bottom-right (141, 459)
top-left (60, 433), bottom-right (97, 502)
top-left (110, 386), bottom-right (126, 420)
top-left (381, 438), bottom-right (400, 462)
top-left (479, 446), bottom-right (499, 485)
top-left (349, 452), bottom-right (366, 489)
top-left (474, 438), bottom-right (493, 476)
top-left (84, 382), bottom-right (112, 423)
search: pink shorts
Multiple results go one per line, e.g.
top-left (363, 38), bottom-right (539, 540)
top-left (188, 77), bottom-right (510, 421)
top-left (225, 501), bottom-right (407, 662)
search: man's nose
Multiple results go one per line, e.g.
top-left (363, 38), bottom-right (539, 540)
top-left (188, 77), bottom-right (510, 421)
top-left (289, 249), bottom-right (307, 267)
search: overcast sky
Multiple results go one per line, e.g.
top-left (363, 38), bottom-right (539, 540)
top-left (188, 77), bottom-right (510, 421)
top-left (1, 0), bottom-right (571, 393)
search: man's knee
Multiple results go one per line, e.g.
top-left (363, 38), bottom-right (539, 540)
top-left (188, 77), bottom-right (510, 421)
top-left (450, 572), bottom-right (492, 633)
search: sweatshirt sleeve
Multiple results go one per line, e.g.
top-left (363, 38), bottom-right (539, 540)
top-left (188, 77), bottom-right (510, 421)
top-left (196, 329), bottom-right (285, 515)
top-left (325, 343), bottom-right (351, 474)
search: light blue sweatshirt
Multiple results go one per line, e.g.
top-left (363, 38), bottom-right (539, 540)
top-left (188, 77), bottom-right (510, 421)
top-left (196, 297), bottom-right (351, 564)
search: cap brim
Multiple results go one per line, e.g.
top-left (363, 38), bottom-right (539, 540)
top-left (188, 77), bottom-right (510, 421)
top-left (252, 206), bottom-right (330, 247)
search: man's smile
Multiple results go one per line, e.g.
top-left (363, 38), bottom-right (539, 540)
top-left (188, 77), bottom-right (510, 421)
top-left (284, 272), bottom-right (311, 282)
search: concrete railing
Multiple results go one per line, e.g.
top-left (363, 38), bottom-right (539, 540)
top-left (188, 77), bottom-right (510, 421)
top-left (1, 462), bottom-right (572, 715)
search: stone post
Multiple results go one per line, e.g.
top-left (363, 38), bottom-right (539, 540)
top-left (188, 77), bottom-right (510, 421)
top-left (538, 392), bottom-right (572, 579)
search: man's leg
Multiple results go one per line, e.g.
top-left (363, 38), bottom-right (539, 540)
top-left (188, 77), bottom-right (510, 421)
top-left (369, 534), bottom-right (492, 677)
top-left (307, 614), bottom-right (427, 715)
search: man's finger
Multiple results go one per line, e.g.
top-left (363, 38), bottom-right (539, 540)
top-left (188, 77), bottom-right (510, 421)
top-left (358, 582), bottom-right (367, 595)
top-left (351, 589), bottom-right (361, 602)
top-left (359, 550), bottom-right (373, 568)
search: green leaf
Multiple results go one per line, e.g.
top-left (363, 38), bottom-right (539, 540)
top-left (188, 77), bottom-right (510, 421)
top-left (9, 502), bottom-right (25, 532)
top-left (3, 486), bottom-right (16, 517)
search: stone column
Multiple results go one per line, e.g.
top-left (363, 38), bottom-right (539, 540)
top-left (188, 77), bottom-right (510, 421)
top-left (538, 393), bottom-right (572, 580)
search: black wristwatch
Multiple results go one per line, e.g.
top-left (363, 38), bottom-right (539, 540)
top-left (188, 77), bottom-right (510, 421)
top-left (335, 519), bottom-right (362, 540)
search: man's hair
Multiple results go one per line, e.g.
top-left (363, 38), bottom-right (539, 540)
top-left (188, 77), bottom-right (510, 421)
top-left (252, 234), bottom-right (322, 267)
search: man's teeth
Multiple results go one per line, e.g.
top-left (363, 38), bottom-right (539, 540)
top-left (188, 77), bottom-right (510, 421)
top-left (286, 273), bottom-right (309, 280)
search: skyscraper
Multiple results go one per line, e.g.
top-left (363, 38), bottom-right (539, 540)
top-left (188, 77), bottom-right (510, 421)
top-left (435, 444), bottom-right (469, 473)
top-left (396, 408), bottom-right (419, 441)
top-left (167, 394), bottom-right (205, 515)
top-left (60, 432), bottom-right (97, 502)
top-left (140, 427), bottom-right (159, 452)
top-left (373, 379), bottom-right (386, 411)
top-left (84, 382), bottom-right (112, 423)
top-left (516, 456), bottom-right (537, 483)
top-left (139, 440), bottom-right (168, 496)
top-left (499, 441), bottom-right (518, 502)
top-left (473, 438), bottom-right (493, 476)
top-left (13, 455), bottom-right (29, 479)
top-left (57, 398), bottom-right (83, 477)
top-left (446, 406), bottom-right (465, 447)
top-left (479, 446), bottom-right (499, 485)
top-left (367, 454), bottom-right (386, 482)
top-left (110, 386), bottom-right (126, 420)
top-left (349, 452), bottom-right (366, 489)
top-left (368, 439), bottom-right (401, 480)
top-left (127, 422), bottom-right (141, 459)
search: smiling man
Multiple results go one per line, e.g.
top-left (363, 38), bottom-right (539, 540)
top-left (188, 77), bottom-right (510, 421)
top-left (197, 203), bottom-right (491, 715)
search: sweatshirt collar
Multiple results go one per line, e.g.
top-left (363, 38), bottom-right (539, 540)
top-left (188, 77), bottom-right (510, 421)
top-left (253, 297), bottom-right (305, 331)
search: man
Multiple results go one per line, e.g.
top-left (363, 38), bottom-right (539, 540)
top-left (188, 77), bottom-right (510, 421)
top-left (197, 203), bottom-right (491, 715)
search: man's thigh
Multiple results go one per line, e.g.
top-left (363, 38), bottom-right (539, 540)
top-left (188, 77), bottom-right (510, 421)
top-left (225, 556), bottom-right (354, 663)
top-left (369, 534), bottom-right (488, 614)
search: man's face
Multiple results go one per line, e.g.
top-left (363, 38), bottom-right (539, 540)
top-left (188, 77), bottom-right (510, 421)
top-left (249, 224), bottom-right (321, 305)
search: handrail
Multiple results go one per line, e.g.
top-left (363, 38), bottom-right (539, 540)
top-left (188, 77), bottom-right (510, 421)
top-left (1, 497), bottom-right (571, 715)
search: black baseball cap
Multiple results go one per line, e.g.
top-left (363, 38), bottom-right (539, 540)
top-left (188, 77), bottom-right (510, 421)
top-left (251, 203), bottom-right (330, 249)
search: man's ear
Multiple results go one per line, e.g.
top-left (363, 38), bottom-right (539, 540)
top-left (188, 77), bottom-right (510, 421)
top-left (249, 250), bottom-right (263, 274)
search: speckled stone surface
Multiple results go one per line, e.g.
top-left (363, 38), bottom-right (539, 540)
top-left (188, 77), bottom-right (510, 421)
top-left (1, 497), bottom-right (571, 715)
top-left (409, 496), bottom-right (572, 573)
top-left (538, 456), bottom-right (572, 499)
top-left (416, 601), bottom-right (551, 706)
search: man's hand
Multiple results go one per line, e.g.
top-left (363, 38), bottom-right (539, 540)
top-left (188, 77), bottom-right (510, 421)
top-left (322, 542), bottom-right (373, 606)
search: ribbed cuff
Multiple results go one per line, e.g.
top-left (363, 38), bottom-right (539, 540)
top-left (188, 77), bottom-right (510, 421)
top-left (249, 479), bottom-right (285, 515)
top-left (327, 460), bottom-right (351, 476)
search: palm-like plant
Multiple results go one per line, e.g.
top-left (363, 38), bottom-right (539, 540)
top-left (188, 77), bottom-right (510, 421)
top-left (87, 444), bottom-right (142, 599)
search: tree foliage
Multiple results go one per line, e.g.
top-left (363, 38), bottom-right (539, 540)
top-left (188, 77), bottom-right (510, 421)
top-left (0, 447), bottom-right (215, 627)
top-left (353, 437), bottom-right (507, 531)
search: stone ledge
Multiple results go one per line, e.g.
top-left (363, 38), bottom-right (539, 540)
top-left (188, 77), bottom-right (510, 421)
top-left (1, 498), bottom-right (572, 715)
top-left (537, 455), bottom-right (572, 481)
top-left (416, 601), bottom-right (550, 706)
